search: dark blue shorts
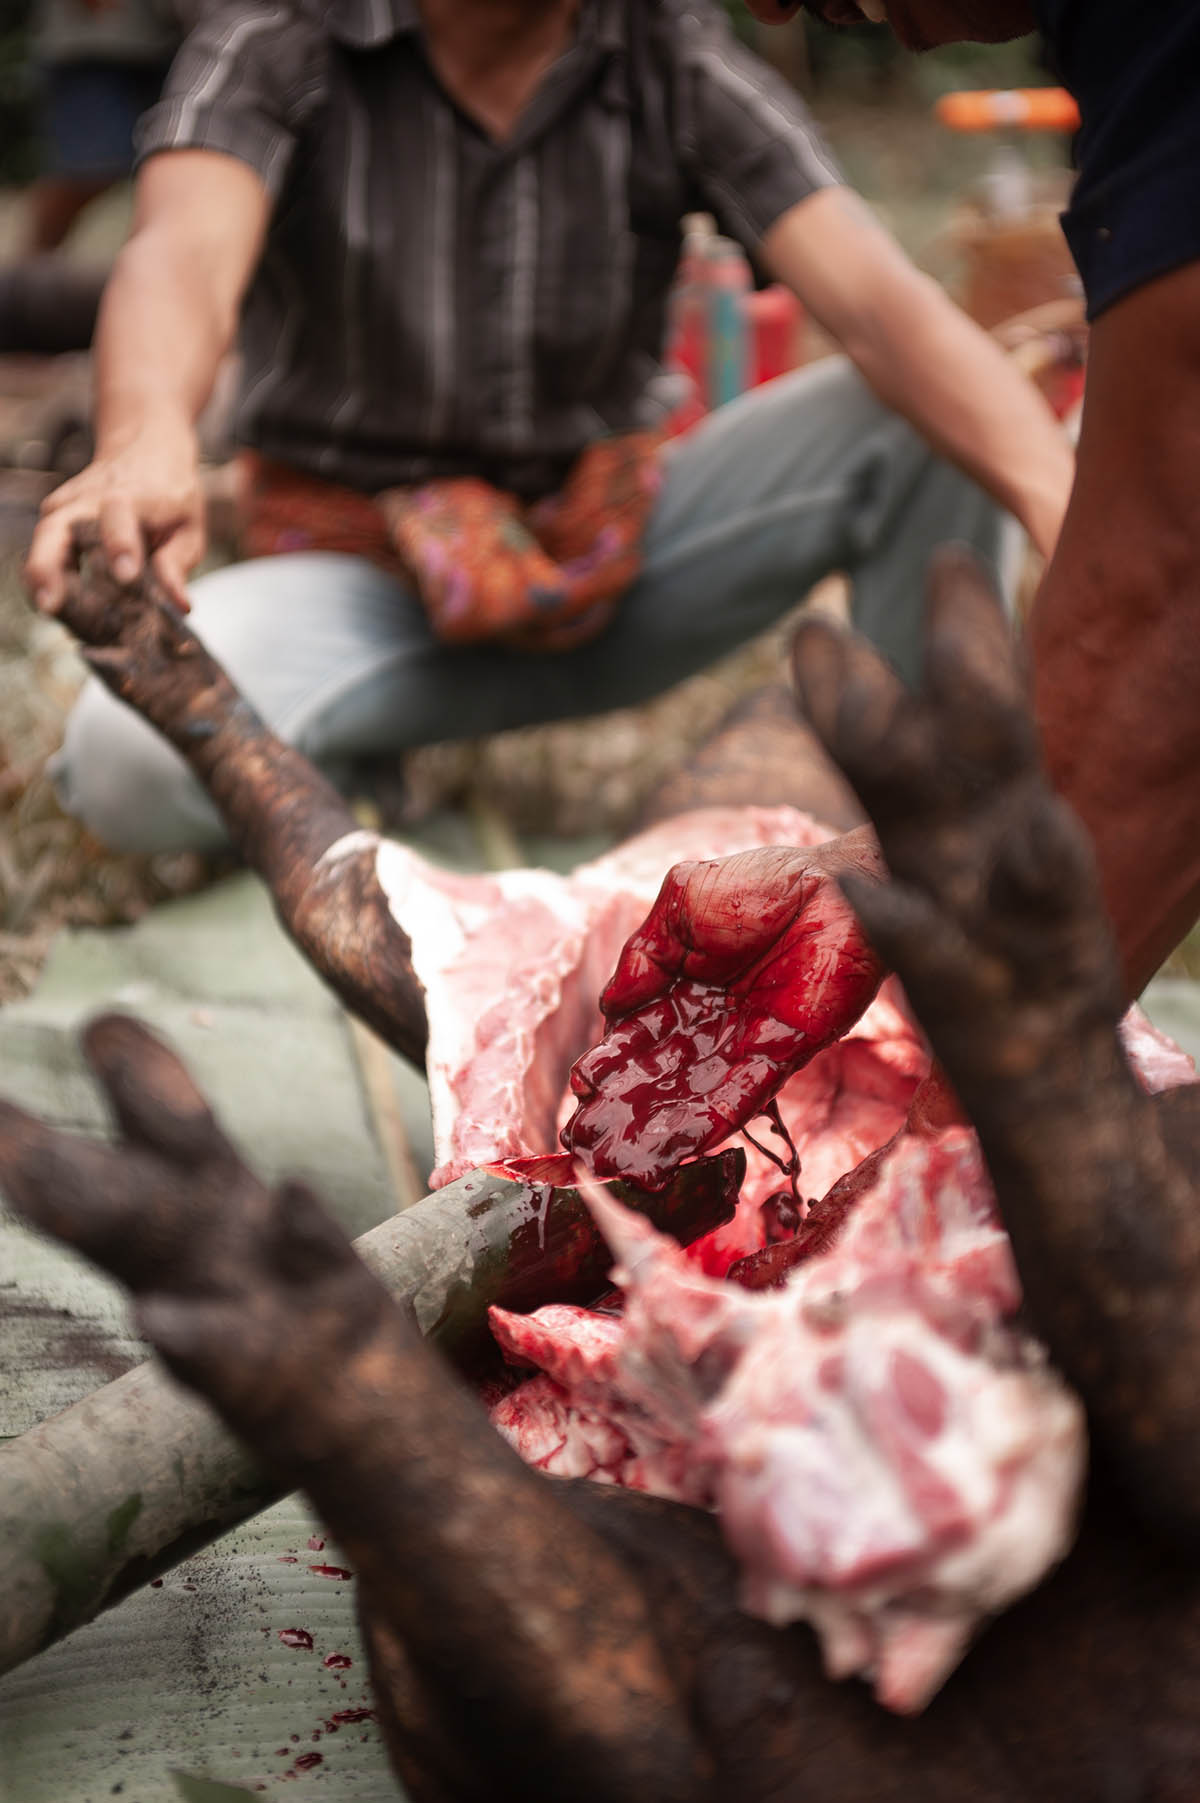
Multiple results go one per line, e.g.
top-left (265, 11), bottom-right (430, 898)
top-left (40, 60), bottom-right (170, 180)
top-left (1035, 0), bottom-right (1200, 318)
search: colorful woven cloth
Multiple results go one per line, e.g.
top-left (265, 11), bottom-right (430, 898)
top-left (237, 431), bottom-right (665, 651)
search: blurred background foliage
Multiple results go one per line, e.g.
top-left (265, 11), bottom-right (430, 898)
top-left (725, 3), bottom-right (1051, 101)
top-left (0, 2), bottom-right (1055, 190)
top-left (0, 0), bottom-right (36, 185)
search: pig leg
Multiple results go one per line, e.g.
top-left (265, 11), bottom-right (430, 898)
top-left (55, 530), bottom-right (427, 1064)
top-left (637, 682), bottom-right (865, 832)
top-left (791, 548), bottom-right (1200, 1541)
top-left (0, 1013), bottom-right (710, 1803)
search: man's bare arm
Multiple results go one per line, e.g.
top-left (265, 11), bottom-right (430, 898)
top-left (763, 186), bottom-right (1074, 562)
top-left (1031, 259), bottom-right (1200, 996)
top-left (26, 150), bottom-right (269, 612)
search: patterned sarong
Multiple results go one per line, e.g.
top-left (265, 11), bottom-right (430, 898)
top-left (237, 430), bottom-right (665, 651)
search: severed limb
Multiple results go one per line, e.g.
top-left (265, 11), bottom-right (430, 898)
top-left (0, 1013), bottom-right (712, 1802)
top-left (637, 682), bottom-right (865, 833)
top-left (791, 548), bottom-right (1200, 1539)
top-left (0, 1039), bottom-right (739, 1676)
top-left (56, 528), bottom-right (427, 1064)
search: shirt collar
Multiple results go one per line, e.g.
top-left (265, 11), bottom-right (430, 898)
top-left (327, 0), bottom-right (627, 53)
top-left (326, 0), bottom-right (419, 50)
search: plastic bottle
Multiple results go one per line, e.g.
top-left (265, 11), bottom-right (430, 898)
top-left (703, 233), bottom-right (752, 410)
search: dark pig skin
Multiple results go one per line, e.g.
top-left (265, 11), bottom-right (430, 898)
top-left (12, 539), bottom-right (1200, 1797)
top-left (57, 525), bottom-right (429, 1067)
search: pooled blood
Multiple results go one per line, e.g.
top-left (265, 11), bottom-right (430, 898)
top-left (293, 1752), bottom-right (323, 1771)
top-left (309, 1564), bottom-right (353, 1580)
top-left (323, 1653), bottom-right (353, 1670)
top-left (331, 1707), bottom-right (375, 1726)
top-left (278, 1629), bottom-right (314, 1651)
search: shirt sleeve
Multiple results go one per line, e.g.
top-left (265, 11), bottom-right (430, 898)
top-left (1035, 0), bottom-right (1200, 317)
top-left (672, 1), bottom-right (844, 249)
top-left (134, 0), bottom-right (325, 198)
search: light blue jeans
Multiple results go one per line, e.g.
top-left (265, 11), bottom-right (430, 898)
top-left (53, 358), bottom-right (1010, 853)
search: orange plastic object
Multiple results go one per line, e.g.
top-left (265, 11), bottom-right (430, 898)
top-left (935, 88), bottom-right (1080, 134)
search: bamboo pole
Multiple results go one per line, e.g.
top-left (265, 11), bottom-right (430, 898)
top-left (0, 1151), bottom-right (740, 1677)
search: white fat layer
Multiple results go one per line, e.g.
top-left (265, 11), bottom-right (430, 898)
top-left (316, 827), bottom-right (380, 870)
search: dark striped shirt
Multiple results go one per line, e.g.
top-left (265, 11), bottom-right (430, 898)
top-left (139, 0), bottom-right (842, 497)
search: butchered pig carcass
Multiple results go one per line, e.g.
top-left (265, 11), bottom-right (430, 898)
top-left (5, 539), bottom-right (1198, 1801)
top-left (328, 755), bottom-right (1189, 1715)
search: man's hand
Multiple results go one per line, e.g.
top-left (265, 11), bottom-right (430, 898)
top-left (25, 424), bottom-right (205, 614)
top-left (562, 828), bottom-right (886, 1188)
top-left (25, 149), bottom-right (271, 616)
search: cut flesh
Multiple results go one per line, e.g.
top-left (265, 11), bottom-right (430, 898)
top-left (365, 809), bottom-right (1196, 1711)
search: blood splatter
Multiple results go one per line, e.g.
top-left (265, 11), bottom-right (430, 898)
top-left (308, 1564), bottom-right (353, 1580)
top-left (323, 1653), bottom-right (353, 1669)
top-left (278, 1629), bottom-right (314, 1651)
top-left (293, 1751), bottom-right (323, 1771)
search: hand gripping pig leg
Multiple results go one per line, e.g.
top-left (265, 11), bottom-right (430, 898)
top-left (0, 1014), bottom-right (712, 1803)
top-left (56, 528), bottom-right (427, 1066)
top-left (791, 548), bottom-right (1200, 1541)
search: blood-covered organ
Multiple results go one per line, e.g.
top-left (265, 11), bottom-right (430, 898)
top-left (371, 806), bottom-right (837, 1190)
top-left (368, 811), bottom-right (1195, 1712)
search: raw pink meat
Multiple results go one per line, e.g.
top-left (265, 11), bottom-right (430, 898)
top-left (1120, 1004), bottom-right (1198, 1092)
top-left (352, 808), bottom-right (1196, 1713)
top-left (492, 1141), bottom-right (1082, 1714)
